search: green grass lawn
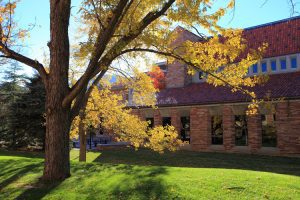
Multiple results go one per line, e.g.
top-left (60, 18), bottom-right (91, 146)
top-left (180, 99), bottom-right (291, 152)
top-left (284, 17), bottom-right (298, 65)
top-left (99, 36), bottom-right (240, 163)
top-left (0, 148), bottom-right (299, 200)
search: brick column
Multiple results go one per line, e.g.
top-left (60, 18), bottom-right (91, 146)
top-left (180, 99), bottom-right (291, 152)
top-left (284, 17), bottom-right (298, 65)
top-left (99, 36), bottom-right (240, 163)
top-left (289, 102), bottom-right (300, 154)
top-left (190, 107), bottom-right (210, 151)
top-left (170, 109), bottom-right (181, 134)
top-left (222, 106), bottom-right (235, 150)
top-left (276, 102), bottom-right (289, 153)
top-left (131, 109), bottom-right (144, 120)
top-left (154, 109), bottom-right (162, 126)
top-left (247, 114), bottom-right (262, 153)
top-left (277, 101), bottom-right (300, 154)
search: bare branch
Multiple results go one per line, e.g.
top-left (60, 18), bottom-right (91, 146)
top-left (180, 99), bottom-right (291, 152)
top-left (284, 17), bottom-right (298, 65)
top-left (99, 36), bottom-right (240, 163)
top-left (0, 42), bottom-right (48, 84)
top-left (90, 0), bottom-right (105, 29)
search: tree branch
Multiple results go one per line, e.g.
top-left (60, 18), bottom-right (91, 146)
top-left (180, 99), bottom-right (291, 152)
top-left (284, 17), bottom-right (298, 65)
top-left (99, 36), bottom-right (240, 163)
top-left (62, 0), bottom-right (132, 107)
top-left (118, 47), bottom-right (257, 98)
top-left (0, 43), bottom-right (48, 84)
top-left (70, 69), bottom-right (107, 121)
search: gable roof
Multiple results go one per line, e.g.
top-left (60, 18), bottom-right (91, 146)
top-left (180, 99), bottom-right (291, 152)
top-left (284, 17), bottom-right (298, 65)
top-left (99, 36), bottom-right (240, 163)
top-left (157, 72), bottom-right (300, 107)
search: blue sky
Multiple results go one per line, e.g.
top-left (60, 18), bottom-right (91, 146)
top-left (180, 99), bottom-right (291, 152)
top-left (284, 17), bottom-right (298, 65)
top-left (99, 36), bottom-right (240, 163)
top-left (0, 0), bottom-right (298, 79)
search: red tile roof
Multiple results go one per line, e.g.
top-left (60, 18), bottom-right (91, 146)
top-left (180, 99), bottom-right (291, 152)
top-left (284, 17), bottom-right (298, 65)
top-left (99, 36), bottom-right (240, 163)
top-left (242, 16), bottom-right (300, 58)
top-left (157, 72), bottom-right (300, 106)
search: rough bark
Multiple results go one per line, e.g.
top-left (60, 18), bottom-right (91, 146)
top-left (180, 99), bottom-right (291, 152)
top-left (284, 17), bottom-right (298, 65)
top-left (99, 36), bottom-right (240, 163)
top-left (43, 0), bottom-right (71, 181)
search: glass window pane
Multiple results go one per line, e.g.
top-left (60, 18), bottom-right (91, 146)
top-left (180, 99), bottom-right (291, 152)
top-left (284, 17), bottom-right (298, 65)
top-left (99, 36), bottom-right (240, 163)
top-left (291, 57), bottom-right (297, 69)
top-left (211, 116), bottom-right (223, 145)
top-left (280, 59), bottom-right (287, 70)
top-left (162, 117), bottom-right (171, 127)
top-left (271, 60), bottom-right (277, 71)
top-left (181, 117), bottom-right (190, 143)
top-left (261, 114), bottom-right (277, 147)
top-left (261, 62), bottom-right (267, 72)
top-left (235, 115), bottom-right (248, 146)
top-left (146, 118), bottom-right (154, 128)
top-left (253, 64), bottom-right (258, 73)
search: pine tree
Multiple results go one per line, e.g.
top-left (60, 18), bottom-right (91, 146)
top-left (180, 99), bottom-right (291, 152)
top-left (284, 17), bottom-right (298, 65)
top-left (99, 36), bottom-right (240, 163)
top-left (0, 62), bottom-right (27, 148)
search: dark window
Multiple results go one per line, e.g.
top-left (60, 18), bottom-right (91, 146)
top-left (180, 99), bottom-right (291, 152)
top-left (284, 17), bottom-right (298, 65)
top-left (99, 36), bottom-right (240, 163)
top-left (261, 62), bottom-right (267, 73)
top-left (211, 116), bottom-right (223, 145)
top-left (291, 57), bottom-right (297, 69)
top-left (162, 117), bottom-right (171, 127)
top-left (271, 60), bottom-right (277, 71)
top-left (199, 71), bottom-right (204, 80)
top-left (198, 71), bottom-right (207, 80)
top-left (146, 118), bottom-right (154, 129)
top-left (235, 115), bottom-right (248, 146)
top-left (159, 64), bottom-right (167, 71)
top-left (280, 59), bottom-right (287, 70)
top-left (252, 64), bottom-right (258, 73)
top-left (261, 114), bottom-right (277, 147)
top-left (180, 117), bottom-right (190, 143)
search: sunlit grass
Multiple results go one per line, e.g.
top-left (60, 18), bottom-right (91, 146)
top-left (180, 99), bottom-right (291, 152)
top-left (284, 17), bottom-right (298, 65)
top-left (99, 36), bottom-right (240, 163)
top-left (0, 149), bottom-right (299, 199)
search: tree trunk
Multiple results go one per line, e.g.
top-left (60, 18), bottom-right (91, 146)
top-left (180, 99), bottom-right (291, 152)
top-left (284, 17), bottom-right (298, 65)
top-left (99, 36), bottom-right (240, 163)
top-left (43, 0), bottom-right (71, 181)
top-left (79, 119), bottom-right (87, 162)
top-left (43, 102), bottom-right (71, 180)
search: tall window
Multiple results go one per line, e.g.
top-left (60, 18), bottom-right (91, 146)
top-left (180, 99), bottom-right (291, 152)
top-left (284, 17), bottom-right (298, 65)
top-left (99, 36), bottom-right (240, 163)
top-left (162, 117), bottom-right (171, 127)
top-left (181, 117), bottom-right (190, 142)
top-left (291, 57), bottom-right (297, 69)
top-left (280, 59), bottom-right (287, 70)
top-left (211, 116), bottom-right (223, 145)
top-left (252, 64), bottom-right (258, 73)
top-left (271, 60), bottom-right (277, 71)
top-left (235, 115), bottom-right (248, 146)
top-left (146, 118), bottom-right (154, 129)
top-left (261, 114), bottom-right (277, 147)
top-left (261, 62), bottom-right (267, 73)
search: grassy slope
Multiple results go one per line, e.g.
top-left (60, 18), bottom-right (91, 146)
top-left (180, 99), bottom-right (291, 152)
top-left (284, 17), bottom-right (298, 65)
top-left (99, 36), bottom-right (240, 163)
top-left (0, 149), bottom-right (299, 200)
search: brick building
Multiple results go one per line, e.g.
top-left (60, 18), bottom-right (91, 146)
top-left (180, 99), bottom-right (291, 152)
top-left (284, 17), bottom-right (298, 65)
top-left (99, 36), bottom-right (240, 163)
top-left (131, 16), bottom-right (300, 156)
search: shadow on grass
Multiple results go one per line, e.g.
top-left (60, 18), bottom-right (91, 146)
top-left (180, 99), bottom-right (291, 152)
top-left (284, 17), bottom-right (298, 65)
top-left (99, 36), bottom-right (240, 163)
top-left (0, 160), bottom-right (41, 191)
top-left (10, 162), bottom-right (169, 199)
top-left (93, 148), bottom-right (300, 177)
top-left (70, 162), bottom-right (169, 199)
top-left (16, 179), bottom-right (63, 200)
top-left (0, 149), bottom-right (44, 159)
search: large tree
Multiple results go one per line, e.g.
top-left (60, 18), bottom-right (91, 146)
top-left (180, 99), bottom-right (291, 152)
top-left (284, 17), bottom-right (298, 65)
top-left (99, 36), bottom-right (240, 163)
top-left (0, 0), bottom-right (264, 181)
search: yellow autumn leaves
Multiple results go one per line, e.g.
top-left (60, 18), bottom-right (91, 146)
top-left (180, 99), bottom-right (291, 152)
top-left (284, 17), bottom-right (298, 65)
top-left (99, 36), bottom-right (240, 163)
top-left (70, 70), bottom-right (182, 153)
top-left (0, 1), bottom-right (27, 46)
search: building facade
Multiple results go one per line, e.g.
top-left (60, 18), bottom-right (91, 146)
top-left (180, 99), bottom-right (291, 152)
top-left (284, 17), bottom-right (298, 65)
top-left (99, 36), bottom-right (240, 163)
top-left (132, 16), bottom-right (300, 156)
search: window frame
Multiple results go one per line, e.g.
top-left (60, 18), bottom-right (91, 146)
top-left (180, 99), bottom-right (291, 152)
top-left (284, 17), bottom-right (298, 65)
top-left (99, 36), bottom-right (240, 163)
top-left (291, 57), bottom-right (297, 69)
top-left (180, 116), bottom-right (190, 143)
top-left (146, 117), bottom-right (154, 129)
top-left (261, 114), bottom-right (277, 147)
top-left (252, 64), bottom-right (258, 74)
top-left (280, 58), bottom-right (287, 70)
top-left (261, 61), bottom-right (267, 73)
top-left (271, 60), bottom-right (277, 72)
top-left (162, 117), bottom-right (171, 127)
top-left (211, 116), bottom-right (223, 145)
top-left (234, 115), bottom-right (248, 146)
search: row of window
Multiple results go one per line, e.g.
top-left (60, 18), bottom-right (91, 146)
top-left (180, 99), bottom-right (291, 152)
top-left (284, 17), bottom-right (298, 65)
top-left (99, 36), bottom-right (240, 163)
top-left (193, 55), bottom-right (299, 83)
top-left (146, 117), bottom-right (191, 142)
top-left (147, 114), bottom-right (277, 147)
top-left (251, 56), bottom-right (298, 74)
top-left (210, 114), bottom-right (276, 147)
